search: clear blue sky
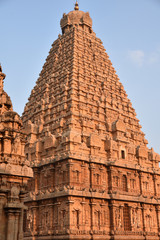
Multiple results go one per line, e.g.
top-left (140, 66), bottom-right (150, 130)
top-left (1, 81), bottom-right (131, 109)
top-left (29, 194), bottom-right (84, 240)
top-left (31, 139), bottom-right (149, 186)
top-left (0, 0), bottom-right (160, 153)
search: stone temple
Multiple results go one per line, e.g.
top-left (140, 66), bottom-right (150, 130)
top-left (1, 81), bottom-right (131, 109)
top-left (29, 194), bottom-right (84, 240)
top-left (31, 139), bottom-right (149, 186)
top-left (0, 65), bottom-right (33, 240)
top-left (1, 2), bottom-right (160, 240)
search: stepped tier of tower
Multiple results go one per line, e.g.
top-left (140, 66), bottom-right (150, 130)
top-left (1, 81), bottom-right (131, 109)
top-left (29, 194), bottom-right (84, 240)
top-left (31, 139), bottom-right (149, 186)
top-left (22, 5), bottom-right (160, 240)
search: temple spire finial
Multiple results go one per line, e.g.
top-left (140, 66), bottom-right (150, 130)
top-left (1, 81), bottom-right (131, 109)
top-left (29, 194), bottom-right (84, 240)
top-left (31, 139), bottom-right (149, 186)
top-left (74, 0), bottom-right (79, 11)
top-left (0, 63), bottom-right (2, 72)
top-left (0, 64), bottom-right (6, 93)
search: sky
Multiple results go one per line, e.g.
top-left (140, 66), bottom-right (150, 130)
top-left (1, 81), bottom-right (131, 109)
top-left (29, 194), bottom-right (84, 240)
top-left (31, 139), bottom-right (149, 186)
top-left (0, 0), bottom-right (160, 153)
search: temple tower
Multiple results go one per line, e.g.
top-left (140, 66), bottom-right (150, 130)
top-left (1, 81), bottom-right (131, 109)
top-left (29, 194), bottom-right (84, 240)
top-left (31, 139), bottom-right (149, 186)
top-left (22, 3), bottom-right (160, 240)
top-left (0, 65), bottom-right (33, 240)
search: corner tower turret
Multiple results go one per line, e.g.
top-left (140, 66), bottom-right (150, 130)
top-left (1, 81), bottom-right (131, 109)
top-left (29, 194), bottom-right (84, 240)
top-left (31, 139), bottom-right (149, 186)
top-left (0, 65), bottom-right (13, 113)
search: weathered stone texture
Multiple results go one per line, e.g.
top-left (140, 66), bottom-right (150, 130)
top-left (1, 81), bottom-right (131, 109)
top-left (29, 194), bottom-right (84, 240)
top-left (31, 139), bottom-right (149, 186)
top-left (0, 66), bottom-right (33, 240)
top-left (22, 3), bottom-right (160, 240)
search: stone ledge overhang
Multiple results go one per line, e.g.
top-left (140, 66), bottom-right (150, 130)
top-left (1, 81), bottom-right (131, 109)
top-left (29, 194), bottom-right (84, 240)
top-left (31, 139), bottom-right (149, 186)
top-left (25, 189), bottom-right (160, 205)
top-left (0, 162), bottom-right (33, 178)
top-left (4, 202), bottom-right (25, 210)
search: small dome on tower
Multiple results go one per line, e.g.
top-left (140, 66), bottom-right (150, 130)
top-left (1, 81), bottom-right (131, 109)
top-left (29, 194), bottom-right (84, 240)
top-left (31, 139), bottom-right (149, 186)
top-left (60, 3), bottom-right (92, 34)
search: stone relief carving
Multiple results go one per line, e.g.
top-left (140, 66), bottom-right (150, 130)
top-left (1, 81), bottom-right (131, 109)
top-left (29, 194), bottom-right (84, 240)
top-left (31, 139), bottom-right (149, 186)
top-left (115, 207), bottom-right (122, 229)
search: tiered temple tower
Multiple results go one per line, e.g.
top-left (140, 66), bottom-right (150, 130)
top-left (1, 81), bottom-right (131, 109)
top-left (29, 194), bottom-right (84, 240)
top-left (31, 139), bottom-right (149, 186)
top-left (22, 3), bottom-right (160, 240)
top-left (0, 65), bottom-right (33, 240)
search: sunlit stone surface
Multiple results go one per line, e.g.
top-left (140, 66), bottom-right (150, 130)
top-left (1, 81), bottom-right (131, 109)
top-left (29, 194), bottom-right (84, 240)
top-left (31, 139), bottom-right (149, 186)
top-left (22, 3), bottom-right (160, 240)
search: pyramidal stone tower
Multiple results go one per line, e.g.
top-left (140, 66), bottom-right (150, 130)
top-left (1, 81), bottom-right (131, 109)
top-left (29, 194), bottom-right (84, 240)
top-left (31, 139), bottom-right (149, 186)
top-left (22, 3), bottom-right (160, 240)
top-left (0, 65), bottom-right (33, 240)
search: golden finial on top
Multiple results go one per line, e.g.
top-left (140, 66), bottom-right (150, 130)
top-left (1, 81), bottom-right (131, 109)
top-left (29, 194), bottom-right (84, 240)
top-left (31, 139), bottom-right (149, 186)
top-left (74, 0), bottom-right (79, 11)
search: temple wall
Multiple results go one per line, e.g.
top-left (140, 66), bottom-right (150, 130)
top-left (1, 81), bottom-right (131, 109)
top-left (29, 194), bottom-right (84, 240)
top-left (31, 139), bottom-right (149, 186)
top-left (23, 160), bottom-right (160, 240)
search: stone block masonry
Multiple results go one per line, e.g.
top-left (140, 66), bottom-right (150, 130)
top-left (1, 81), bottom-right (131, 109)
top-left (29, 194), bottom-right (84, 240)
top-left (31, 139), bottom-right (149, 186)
top-left (22, 2), bottom-right (160, 240)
